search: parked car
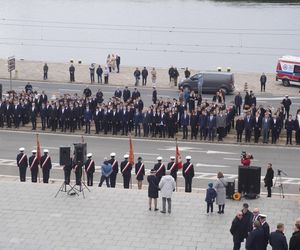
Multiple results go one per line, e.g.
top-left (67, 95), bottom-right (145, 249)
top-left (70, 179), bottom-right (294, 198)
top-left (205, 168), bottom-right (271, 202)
top-left (178, 72), bottom-right (235, 94)
top-left (276, 55), bottom-right (300, 87)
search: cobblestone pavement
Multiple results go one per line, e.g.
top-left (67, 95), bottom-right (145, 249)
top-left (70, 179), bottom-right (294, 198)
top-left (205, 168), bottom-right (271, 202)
top-left (0, 181), bottom-right (299, 250)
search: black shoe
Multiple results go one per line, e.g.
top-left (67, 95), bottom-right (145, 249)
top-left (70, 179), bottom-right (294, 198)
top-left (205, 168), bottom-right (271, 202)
top-left (160, 210), bottom-right (166, 213)
top-left (217, 211), bottom-right (221, 214)
top-left (154, 208), bottom-right (159, 211)
top-left (149, 208), bottom-right (151, 211)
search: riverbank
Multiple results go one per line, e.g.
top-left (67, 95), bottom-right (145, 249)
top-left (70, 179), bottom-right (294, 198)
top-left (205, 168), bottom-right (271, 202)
top-left (0, 58), bottom-right (299, 96)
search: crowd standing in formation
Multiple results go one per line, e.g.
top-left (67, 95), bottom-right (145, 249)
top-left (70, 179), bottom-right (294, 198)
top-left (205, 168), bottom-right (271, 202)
top-left (1, 80), bottom-right (300, 145)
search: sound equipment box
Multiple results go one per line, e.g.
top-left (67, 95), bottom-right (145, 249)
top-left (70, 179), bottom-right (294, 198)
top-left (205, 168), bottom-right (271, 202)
top-left (226, 180), bottom-right (235, 199)
top-left (59, 146), bottom-right (71, 166)
top-left (74, 143), bottom-right (87, 164)
top-left (238, 166), bottom-right (261, 195)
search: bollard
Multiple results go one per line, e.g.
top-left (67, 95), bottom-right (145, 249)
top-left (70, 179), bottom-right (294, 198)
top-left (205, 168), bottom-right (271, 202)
top-left (217, 67), bottom-right (222, 72)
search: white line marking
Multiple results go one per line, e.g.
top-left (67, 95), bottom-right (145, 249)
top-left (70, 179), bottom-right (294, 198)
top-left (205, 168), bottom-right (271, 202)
top-left (196, 163), bottom-right (231, 168)
top-left (58, 89), bottom-right (81, 92)
top-left (135, 152), bottom-right (160, 156)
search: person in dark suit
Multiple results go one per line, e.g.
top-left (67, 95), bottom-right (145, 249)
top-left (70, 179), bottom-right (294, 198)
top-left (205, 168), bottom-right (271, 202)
top-left (69, 64), bottom-right (75, 82)
top-left (135, 157), bottom-right (145, 190)
top-left (230, 211), bottom-right (244, 250)
top-left (96, 65), bottom-right (103, 83)
top-left (153, 156), bottom-right (166, 184)
top-left (207, 112), bottom-right (217, 141)
top-left (246, 220), bottom-right (266, 250)
top-left (29, 150), bottom-right (39, 183)
top-left (16, 147), bottom-right (28, 182)
top-left (141, 67), bottom-right (148, 86)
top-left (253, 112), bottom-right (262, 143)
top-left (43, 63), bottom-right (48, 80)
top-left (269, 223), bottom-right (288, 250)
top-left (260, 73), bottom-right (267, 92)
top-left (30, 103), bottom-right (38, 130)
top-left (114, 88), bottom-right (122, 99)
top-left (134, 68), bottom-right (141, 86)
top-left (234, 92), bottom-right (243, 115)
top-left (181, 110), bottom-right (190, 139)
top-left (84, 107), bottom-right (92, 134)
top-left (85, 153), bottom-right (95, 186)
top-left (142, 110), bottom-right (150, 137)
top-left (120, 154), bottom-right (132, 189)
top-left (40, 149), bottom-right (52, 183)
top-left (167, 156), bottom-right (178, 182)
top-left (281, 95), bottom-right (292, 119)
top-left (13, 102), bottom-right (22, 128)
top-left (285, 114), bottom-right (294, 145)
top-left (240, 203), bottom-right (253, 241)
top-left (116, 55), bottom-right (121, 73)
top-left (63, 156), bottom-right (73, 185)
top-left (270, 116), bottom-right (281, 144)
top-left (108, 152), bottom-right (118, 188)
top-left (182, 156), bottom-right (194, 192)
top-left (40, 103), bottom-right (47, 130)
top-left (289, 219), bottom-right (300, 250)
top-left (244, 112), bottom-right (254, 143)
top-left (198, 111), bottom-right (208, 140)
top-left (123, 87), bottom-right (131, 103)
top-left (264, 163), bottom-right (274, 197)
top-left (259, 214), bottom-right (270, 249)
top-left (152, 87), bottom-right (157, 104)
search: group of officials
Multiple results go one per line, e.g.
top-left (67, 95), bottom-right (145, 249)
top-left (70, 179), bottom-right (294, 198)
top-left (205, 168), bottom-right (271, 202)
top-left (17, 148), bottom-right (195, 193)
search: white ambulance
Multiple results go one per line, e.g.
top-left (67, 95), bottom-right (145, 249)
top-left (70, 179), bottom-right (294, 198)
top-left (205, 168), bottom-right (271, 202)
top-left (276, 55), bottom-right (300, 86)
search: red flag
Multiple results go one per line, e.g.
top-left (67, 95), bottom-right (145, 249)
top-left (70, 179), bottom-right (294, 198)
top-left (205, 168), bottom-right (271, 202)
top-left (176, 139), bottom-right (183, 169)
top-left (36, 134), bottom-right (41, 163)
top-left (129, 134), bottom-right (134, 165)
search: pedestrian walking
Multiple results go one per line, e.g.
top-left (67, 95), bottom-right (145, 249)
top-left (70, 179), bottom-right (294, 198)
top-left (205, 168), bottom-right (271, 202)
top-left (182, 156), bottom-right (194, 192)
top-left (289, 218), bottom-right (300, 250)
top-left (230, 211), bottom-right (244, 250)
top-left (264, 163), bottom-right (274, 197)
top-left (16, 147), bottom-right (28, 182)
top-left (214, 171), bottom-right (227, 214)
top-left (159, 170), bottom-right (176, 214)
top-left (40, 149), bottom-right (52, 183)
top-left (134, 67), bottom-right (141, 86)
top-left (269, 223), bottom-right (288, 250)
top-left (142, 67), bottom-right (148, 86)
top-left (43, 63), bottom-right (48, 80)
top-left (151, 67), bottom-right (157, 85)
top-left (147, 169), bottom-right (159, 211)
top-left (98, 158), bottom-right (112, 187)
top-left (116, 55), bottom-right (121, 73)
top-left (205, 182), bottom-right (217, 214)
top-left (260, 73), bottom-right (267, 92)
top-left (135, 157), bottom-right (145, 190)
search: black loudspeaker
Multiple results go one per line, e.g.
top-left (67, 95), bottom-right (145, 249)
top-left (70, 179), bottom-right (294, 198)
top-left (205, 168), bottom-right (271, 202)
top-left (0, 84), bottom-right (2, 100)
top-left (226, 180), bottom-right (235, 199)
top-left (74, 143), bottom-right (87, 164)
top-left (59, 146), bottom-right (71, 165)
top-left (238, 166), bottom-right (261, 195)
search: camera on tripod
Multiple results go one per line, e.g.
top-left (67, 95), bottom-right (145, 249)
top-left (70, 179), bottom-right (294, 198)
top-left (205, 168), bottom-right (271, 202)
top-left (276, 169), bottom-right (287, 176)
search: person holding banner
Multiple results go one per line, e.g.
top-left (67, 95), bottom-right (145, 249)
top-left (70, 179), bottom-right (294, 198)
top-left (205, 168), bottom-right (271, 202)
top-left (85, 153), bottom-right (95, 186)
top-left (40, 149), bottom-right (52, 183)
top-left (16, 147), bottom-right (28, 182)
top-left (135, 157), bottom-right (145, 190)
top-left (108, 152), bottom-right (119, 188)
top-left (121, 154), bottom-right (132, 189)
top-left (154, 156), bottom-right (166, 183)
top-left (182, 155), bottom-right (194, 193)
top-left (29, 150), bottom-right (39, 183)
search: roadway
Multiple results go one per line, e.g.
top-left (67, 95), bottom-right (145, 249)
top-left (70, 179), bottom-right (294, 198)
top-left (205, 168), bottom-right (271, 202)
top-left (0, 130), bottom-right (299, 194)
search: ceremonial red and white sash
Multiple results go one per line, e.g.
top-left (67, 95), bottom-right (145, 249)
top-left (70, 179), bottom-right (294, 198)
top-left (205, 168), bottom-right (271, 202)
top-left (74, 165), bottom-right (78, 171)
top-left (136, 163), bottom-right (144, 177)
top-left (111, 160), bottom-right (117, 169)
top-left (42, 155), bottom-right (50, 168)
top-left (156, 163), bottom-right (164, 174)
top-left (122, 162), bottom-right (130, 174)
top-left (30, 157), bottom-right (37, 170)
top-left (87, 160), bottom-right (94, 172)
top-left (169, 162), bottom-right (176, 172)
top-left (18, 154), bottom-right (26, 166)
top-left (184, 163), bottom-right (193, 174)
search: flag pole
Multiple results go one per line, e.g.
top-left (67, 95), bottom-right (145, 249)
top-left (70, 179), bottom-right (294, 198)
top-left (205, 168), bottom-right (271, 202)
top-left (36, 134), bottom-right (41, 183)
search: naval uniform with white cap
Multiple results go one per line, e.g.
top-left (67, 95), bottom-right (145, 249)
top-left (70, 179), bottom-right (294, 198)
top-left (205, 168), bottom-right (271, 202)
top-left (84, 153), bottom-right (95, 186)
top-left (29, 150), bottom-right (39, 183)
top-left (258, 214), bottom-right (270, 249)
top-left (16, 147), bottom-right (28, 182)
top-left (40, 149), bottom-right (52, 183)
top-left (182, 156), bottom-right (194, 192)
top-left (167, 156), bottom-right (178, 181)
top-left (153, 156), bottom-right (166, 183)
top-left (120, 154), bottom-right (132, 189)
top-left (135, 156), bottom-right (145, 190)
top-left (108, 152), bottom-right (119, 188)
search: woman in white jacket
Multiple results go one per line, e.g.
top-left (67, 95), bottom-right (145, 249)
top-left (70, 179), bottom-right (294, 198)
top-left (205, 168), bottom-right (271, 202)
top-left (159, 170), bottom-right (176, 214)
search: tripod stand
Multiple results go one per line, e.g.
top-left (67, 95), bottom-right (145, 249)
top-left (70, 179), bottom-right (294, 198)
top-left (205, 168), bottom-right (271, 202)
top-left (55, 165), bottom-right (79, 198)
top-left (273, 169), bottom-right (287, 198)
top-left (70, 163), bottom-right (91, 198)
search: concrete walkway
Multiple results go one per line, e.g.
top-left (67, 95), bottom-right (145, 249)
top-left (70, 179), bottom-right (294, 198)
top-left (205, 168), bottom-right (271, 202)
top-left (0, 180), bottom-right (298, 250)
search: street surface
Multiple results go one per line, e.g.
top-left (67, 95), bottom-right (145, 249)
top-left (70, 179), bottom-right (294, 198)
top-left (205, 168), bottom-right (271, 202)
top-left (0, 130), bottom-right (299, 194)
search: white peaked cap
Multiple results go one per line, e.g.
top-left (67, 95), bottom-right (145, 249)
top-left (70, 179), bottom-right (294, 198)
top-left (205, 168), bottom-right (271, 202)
top-left (32, 150), bottom-right (37, 153)
top-left (19, 147), bottom-right (25, 152)
top-left (186, 155), bottom-right (192, 160)
top-left (43, 149), bottom-right (49, 153)
top-left (170, 156), bottom-right (175, 160)
top-left (124, 154), bottom-right (129, 158)
top-left (157, 156), bottom-right (163, 161)
top-left (87, 153), bottom-right (92, 157)
top-left (110, 152), bottom-right (116, 157)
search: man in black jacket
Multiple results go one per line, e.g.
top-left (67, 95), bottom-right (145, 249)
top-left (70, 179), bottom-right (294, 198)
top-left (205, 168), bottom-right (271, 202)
top-left (269, 223), bottom-right (288, 250)
top-left (241, 203), bottom-right (253, 242)
top-left (246, 221), bottom-right (266, 250)
top-left (264, 163), bottom-right (274, 197)
top-left (230, 211), bottom-right (244, 250)
top-left (289, 218), bottom-right (300, 250)
top-left (260, 73), bottom-right (267, 92)
top-left (142, 67), bottom-right (148, 86)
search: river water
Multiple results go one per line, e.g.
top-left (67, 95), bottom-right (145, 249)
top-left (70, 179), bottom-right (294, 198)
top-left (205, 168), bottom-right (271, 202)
top-left (0, 0), bottom-right (299, 72)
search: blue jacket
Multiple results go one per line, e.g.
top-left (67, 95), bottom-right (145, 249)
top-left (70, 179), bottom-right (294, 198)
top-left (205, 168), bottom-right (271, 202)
top-left (101, 162), bottom-right (112, 177)
top-left (205, 187), bottom-right (217, 203)
top-left (84, 109), bottom-right (92, 122)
